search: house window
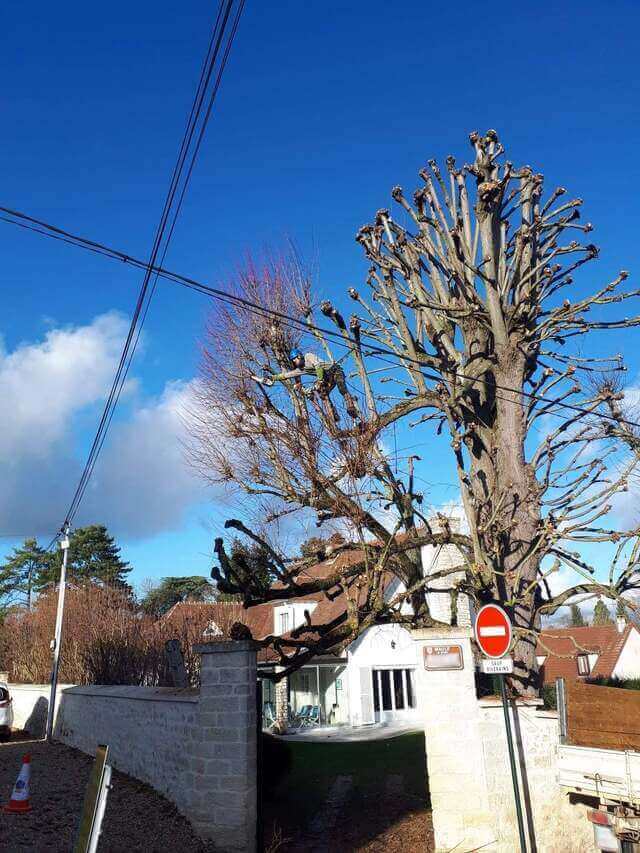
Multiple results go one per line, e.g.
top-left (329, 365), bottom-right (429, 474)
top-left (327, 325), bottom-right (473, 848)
top-left (393, 670), bottom-right (405, 710)
top-left (279, 611), bottom-right (290, 634)
top-left (405, 669), bottom-right (416, 708)
top-left (380, 670), bottom-right (392, 709)
top-left (577, 654), bottom-right (590, 675)
top-left (372, 668), bottom-right (417, 712)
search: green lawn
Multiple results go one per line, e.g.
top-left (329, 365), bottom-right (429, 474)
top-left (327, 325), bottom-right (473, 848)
top-left (263, 731), bottom-right (429, 828)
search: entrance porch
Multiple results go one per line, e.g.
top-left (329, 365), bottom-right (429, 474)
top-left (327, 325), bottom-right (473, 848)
top-left (261, 660), bottom-right (348, 730)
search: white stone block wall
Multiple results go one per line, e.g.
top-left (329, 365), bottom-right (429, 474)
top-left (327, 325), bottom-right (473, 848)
top-left (477, 701), bottom-right (593, 852)
top-left (55, 685), bottom-right (200, 813)
top-left (414, 627), bottom-right (496, 851)
top-left (414, 628), bottom-right (595, 853)
top-left (8, 683), bottom-right (73, 736)
top-left (188, 641), bottom-right (257, 850)
top-left (8, 641), bottom-right (257, 852)
top-left (274, 674), bottom-right (288, 726)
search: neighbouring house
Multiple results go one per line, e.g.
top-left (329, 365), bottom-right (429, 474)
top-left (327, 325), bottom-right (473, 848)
top-left (536, 621), bottom-right (640, 686)
top-left (165, 520), bottom-right (471, 729)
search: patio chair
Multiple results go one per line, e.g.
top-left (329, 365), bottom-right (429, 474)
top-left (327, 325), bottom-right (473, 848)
top-left (262, 701), bottom-right (276, 730)
top-left (290, 704), bottom-right (312, 729)
top-left (302, 705), bottom-right (322, 728)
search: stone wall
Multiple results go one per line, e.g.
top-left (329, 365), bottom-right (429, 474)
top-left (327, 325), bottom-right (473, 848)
top-left (274, 674), bottom-right (288, 728)
top-left (55, 685), bottom-right (200, 813)
top-left (478, 700), bottom-right (593, 852)
top-left (8, 682), bottom-right (73, 737)
top-left (414, 627), bottom-right (495, 850)
top-left (9, 641), bottom-right (257, 852)
top-left (413, 627), bottom-right (594, 853)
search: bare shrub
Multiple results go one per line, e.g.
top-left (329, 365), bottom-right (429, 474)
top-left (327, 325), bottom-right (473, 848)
top-left (0, 584), bottom-right (221, 686)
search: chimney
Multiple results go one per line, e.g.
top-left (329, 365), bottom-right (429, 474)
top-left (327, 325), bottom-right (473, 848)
top-left (616, 616), bottom-right (626, 634)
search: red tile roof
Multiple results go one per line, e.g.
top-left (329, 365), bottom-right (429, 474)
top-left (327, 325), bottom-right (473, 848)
top-left (591, 625), bottom-right (633, 678)
top-left (163, 549), bottom-right (376, 664)
top-left (536, 625), bottom-right (634, 684)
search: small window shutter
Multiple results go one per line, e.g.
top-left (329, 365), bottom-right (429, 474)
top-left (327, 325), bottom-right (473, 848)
top-left (359, 667), bottom-right (375, 724)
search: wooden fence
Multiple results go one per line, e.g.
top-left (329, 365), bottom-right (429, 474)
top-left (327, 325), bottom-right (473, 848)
top-left (562, 679), bottom-right (640, 751)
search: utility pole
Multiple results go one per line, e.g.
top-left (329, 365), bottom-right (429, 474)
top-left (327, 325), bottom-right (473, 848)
top-left (46, 525), bottom-right (70, 742)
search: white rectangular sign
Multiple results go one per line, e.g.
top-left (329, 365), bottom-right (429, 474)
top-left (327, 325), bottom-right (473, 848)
top-left (478, 626), bottom-right (507, 637)
top-left (480, 657), bottom-right (513, 675)
top-left (424, 644), bottom-right (464, 671)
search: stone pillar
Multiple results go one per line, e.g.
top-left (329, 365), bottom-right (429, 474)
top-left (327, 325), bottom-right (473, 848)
top-left (413, 627), bottom-right (496, 852)
top-left (414, 628), bottom-right (594, 852)
top-left (188, 640), bottom-right (257, 852)
top-left (274, 672), bottom-right (289, 729)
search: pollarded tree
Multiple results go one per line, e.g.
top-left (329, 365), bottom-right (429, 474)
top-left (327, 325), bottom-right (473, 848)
top-left (214, 538), bottom-right (279, 602)
top-left (191, 131), bottom-right (640, 696)
top-left (616, 596), bottom-right (629, 623)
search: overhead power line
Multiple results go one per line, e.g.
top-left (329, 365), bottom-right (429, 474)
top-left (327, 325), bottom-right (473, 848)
top-left (66, 0), bottom-right (245, 529)
top-left (35, 0), bottom-right (245, 535)
top-left (2, 203), bottom-right (640, 435)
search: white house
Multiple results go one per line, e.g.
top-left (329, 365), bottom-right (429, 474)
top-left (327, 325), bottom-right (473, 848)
top-left (175, 522), bottom-right (471, 729)
top-left (535, 621), bottom-right (640, 685)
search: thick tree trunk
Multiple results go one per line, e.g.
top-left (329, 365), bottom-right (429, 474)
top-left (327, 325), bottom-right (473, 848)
top-left (465, 353), bottom-right (542, 696)
top-left (496, 358), bottom-right (541, 696)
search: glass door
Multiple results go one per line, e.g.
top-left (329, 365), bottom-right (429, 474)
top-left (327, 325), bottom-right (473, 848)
top-left (372, 668), bottom-right (416, 720)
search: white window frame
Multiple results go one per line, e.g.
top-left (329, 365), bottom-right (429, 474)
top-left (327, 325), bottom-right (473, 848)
top-left (577, 654), bottom-right (590, 675)
top-left (372, 667), bottom-right (416, 713)
top-left (279, 611), bottom-right (290, 635)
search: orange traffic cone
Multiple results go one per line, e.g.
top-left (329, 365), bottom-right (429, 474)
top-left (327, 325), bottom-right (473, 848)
top-left (4, 754), bottom-right (32, 813)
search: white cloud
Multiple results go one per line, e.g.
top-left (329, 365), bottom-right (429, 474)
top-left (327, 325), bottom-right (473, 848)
top-left (79, 380), bottom-right (208, 537)
top-left (0, 312), bottom-right (130, 460)
top-left (0, 315), bottom-right (212, 540)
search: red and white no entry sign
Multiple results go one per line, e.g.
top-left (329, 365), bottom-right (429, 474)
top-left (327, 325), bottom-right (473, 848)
top-left (474, 604), bottom-right (512, 659)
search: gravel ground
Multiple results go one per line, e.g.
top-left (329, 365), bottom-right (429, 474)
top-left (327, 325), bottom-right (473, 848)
top-left (0, 735), bottom-right (215, 852)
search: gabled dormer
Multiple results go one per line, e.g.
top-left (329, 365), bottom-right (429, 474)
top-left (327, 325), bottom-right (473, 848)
top-left (273, 601), bottom-right (318, 635)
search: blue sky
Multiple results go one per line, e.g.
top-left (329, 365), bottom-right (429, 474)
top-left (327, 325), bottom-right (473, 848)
top-left (2, 0), bottom-right (640, 593)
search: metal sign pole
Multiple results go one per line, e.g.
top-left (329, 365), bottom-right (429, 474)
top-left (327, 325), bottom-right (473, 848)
top-left (500, 674), bottom-right (527, 853)
top-left (46, 526), bottom-right (70, 742)
top-left (255, 679), bottom-right (264, 853)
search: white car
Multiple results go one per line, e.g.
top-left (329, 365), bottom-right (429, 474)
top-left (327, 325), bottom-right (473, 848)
top-left (0, 683), bottom-right (13, 741)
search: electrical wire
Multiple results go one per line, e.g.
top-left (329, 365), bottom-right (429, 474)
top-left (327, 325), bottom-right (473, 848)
top-left (66, 0), bottom-right (245, 527)
top-left (3, 202), bottom-right (639, 437)
top-left (38, 0), bottom-right (246, 535)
